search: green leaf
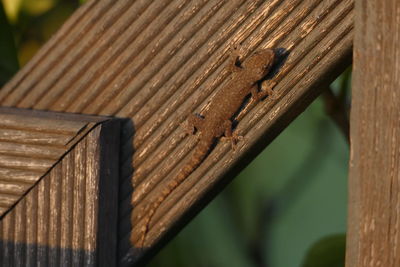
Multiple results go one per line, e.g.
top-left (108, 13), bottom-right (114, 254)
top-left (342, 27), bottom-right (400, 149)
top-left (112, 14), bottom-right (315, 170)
top-left (0, 1), bottom-right (19, 86)
top-left (301, 234), bottom-right (346, 267)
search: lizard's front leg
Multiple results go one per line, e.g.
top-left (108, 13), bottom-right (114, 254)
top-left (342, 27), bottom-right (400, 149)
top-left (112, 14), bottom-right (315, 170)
top-left (236, 81), bottom-right (277, 121)
top-left (251, 80), bottom-right (277, 101)
top-left (226, 45), bottom-right (245, 74)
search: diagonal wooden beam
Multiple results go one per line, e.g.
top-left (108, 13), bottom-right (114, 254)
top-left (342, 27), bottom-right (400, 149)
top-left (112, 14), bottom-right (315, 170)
top-left (0, 0), bottom-right (353, 265)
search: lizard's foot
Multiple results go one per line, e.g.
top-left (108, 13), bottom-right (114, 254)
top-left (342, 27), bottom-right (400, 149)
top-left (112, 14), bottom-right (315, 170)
top-left (182, 113), bottom-right (204, 136)
top-left (257, 80), bottom-right (277, 100)
top-left (229, 43), bottom-right (244, 56)
top-left (181, 120), bottom-right (194, 137)
top-left (222, 133), bottom-right (244, 150)
top-left (222, 120), bottom-right (243, 149)
top-left (226, 44), bottom-right (246, 73)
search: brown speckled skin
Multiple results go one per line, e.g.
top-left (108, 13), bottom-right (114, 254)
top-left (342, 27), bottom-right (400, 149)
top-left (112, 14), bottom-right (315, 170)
top-left (138, 49), bottom-right (275, 247)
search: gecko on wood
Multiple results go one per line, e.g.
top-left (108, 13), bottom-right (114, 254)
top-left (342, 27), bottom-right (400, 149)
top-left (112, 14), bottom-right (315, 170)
top-left (137, 48), bottom-right (276, 247)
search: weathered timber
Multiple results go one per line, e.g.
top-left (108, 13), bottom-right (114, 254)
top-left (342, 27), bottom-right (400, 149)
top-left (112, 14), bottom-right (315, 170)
top-left (0, 107), bottom-right (108, 217)
top-left (346, 0), bottom-right (400, 266)
top-left (0, 108), bottom-right (120, 267)
top-left (0, 0), bottom-right (353, 264)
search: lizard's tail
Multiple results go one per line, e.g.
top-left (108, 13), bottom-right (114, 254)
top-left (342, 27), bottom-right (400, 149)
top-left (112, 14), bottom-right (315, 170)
top-left (139, 136), bottom-right (214, 247)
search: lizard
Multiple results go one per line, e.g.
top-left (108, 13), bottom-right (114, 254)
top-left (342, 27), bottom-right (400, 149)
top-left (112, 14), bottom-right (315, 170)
top-left (137, 47), bottom-right (276, 247)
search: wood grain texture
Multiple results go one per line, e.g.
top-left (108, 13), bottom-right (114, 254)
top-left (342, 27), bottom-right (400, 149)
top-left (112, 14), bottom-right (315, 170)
top-left (0, 107), bottom-right (109, 218)
top-left (0, 118), bottom-right (120, 267)
top-left (346, 0), bottom-right (400, 266)
top-left (0, 0), bottom-right (353, 264)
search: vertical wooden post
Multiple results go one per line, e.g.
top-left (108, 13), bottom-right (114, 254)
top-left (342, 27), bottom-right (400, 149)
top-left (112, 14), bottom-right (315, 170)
top-left (347, 0), bottom-right (400, 266)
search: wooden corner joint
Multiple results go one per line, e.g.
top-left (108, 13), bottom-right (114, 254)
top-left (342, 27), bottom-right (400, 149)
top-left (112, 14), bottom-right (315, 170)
top-left (0, 107), bottom-right (120, 267)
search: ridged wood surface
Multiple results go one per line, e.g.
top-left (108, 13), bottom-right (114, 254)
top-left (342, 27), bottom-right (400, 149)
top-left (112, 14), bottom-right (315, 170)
top-left (0, 119), bottom-right (120, 267)
top-left (0, 0), bottom-right (353, 264)
top-left (347, 0), bottom-right (400, 266)
top-left (0, 108), bottom-right (106, 218)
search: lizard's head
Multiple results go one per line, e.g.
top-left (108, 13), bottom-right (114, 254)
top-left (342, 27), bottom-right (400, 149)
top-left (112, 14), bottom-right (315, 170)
top-left (244, 49), bottom-right (275, 78)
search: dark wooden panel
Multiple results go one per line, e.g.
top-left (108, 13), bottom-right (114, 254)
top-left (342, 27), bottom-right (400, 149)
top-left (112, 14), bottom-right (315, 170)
top-left (347, 0), bottom-right (400, 266)
top-left (0, 0), bottom-right (353, 264)
top-left (0, 108), bottom-right (107, 217)
top-left (0, 119), bottom-right (120, 267)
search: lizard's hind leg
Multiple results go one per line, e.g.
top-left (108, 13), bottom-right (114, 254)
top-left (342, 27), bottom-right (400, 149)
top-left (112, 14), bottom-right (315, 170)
top-left (185, 113), bottom-right (205, 135)
top-left (221, 120), bottom-right (243, 149)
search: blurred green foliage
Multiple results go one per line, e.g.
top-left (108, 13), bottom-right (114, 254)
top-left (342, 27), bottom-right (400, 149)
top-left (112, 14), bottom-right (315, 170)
top-left (0, 1), bottom-right (350, 266)
top-left (301, 234), bottom-right (346, 267)
top-left (0, 1), bottom-right (18, 86)
top-left (1, 0), bottom-right (79, 67)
